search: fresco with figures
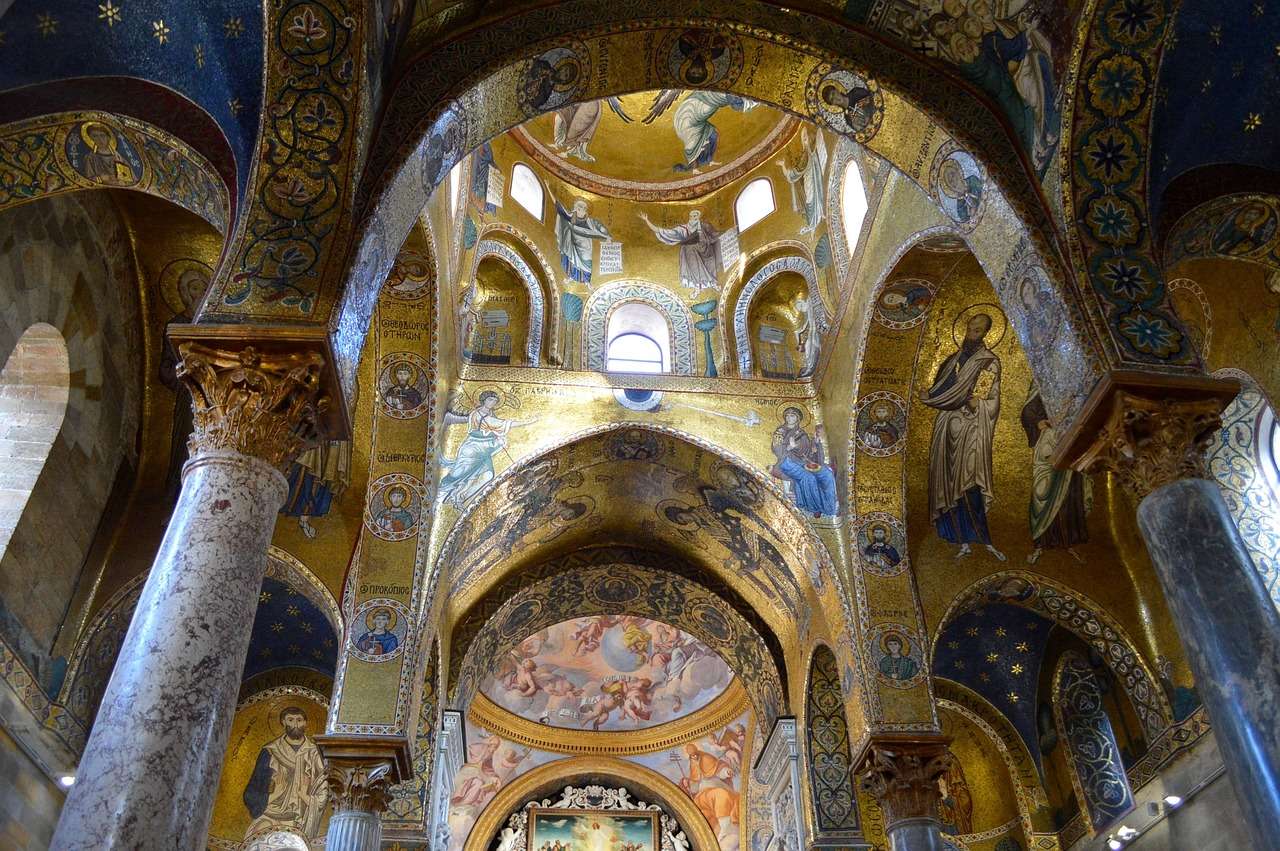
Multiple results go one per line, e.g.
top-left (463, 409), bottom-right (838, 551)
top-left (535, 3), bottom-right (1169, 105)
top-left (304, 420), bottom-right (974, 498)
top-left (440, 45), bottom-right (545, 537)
top-left (480, 617), bottom-right (734, 732)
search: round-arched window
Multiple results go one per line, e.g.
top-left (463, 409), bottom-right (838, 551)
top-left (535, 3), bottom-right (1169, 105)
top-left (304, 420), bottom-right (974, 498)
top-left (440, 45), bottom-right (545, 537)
top-left (605, 302), bottom-right (670, 374)
top-left (510, 163), bottom-right (544, 221)
top-left (735, 177), bottom-right (776, 233)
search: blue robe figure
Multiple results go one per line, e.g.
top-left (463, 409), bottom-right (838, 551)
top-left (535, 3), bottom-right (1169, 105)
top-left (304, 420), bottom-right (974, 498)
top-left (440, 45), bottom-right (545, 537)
top-left (281, 441), bottom-right (350, 539)
top-left (471, 141), bottom-right (497, 213)
top-left (771, 407), bottom-right (838, 517)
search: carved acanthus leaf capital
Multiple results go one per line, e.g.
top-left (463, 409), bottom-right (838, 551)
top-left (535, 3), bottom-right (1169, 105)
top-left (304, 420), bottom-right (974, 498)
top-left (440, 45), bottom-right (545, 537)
top-left (176, 342), bottom-right (328, 470)
top-left (857, 740), bottom-right (952, 828)
top-left (1076, 391), bottom-right (1224, 500)
top-left (324, 757), bottom-right (396, 815)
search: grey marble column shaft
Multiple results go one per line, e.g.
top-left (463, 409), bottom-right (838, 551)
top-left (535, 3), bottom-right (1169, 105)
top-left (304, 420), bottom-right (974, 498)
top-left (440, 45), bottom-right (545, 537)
top-left (326, 810), bottom-right (382, 851)
top-left (886, 817), bottom-right (946, 851)
top-left (51, 449), bottom-right (287, 849)
top-left (1136, 477), bottom-right (1280, 848)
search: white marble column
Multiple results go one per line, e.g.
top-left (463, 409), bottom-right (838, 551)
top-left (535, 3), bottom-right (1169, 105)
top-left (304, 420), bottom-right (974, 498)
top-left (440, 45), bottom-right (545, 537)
top-left (50, 342), bottom-right (327, 850)
top-left (321, 753), bottom-right (399, 851)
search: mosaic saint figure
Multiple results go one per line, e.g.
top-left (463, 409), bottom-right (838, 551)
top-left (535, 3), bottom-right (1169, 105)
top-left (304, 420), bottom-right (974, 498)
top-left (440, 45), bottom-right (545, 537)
top-left (78, 121), bottom-right (134, 185)
top-left (356, 608), bottom-right (399, 655)
top-left (777, 126), bottom-right (829, 233)
top-left (938, 751), bottom-right (974, 835)
top-left (384, 362), bottom-right (423, 412)
top-left (820, 82), bottom-right (876, 134)
top-left (552, 194), bottom-right (612, 284)
top-left (552, 97), bottom-right (632, 162)
top-left (374, 485), bottom-right (416, 534)
top-left (639, 209), bottom-right (723, 293)
top-left (877, 632), bottom-right (917, 681)
top-left (939, 156), bottom-right (983, 223)
top-left (242, 707), bottom-right (327, 841)
top-left (438, 391), bottom-right (534, 509)
top-left (1020, 382), bottom-right (1089, 563)
top-left (770, 406), bottom-right (838, 518)
top-left (861, 401), bottom-right (901, 449)
top-left (862, 524), bottom-right (901, 571)
top-left (921, 313), bottom-right (1005, 560)
top-left (639, 90), bottom-right (759, 173)
top-left (280, 440), bottom-right (352, 539)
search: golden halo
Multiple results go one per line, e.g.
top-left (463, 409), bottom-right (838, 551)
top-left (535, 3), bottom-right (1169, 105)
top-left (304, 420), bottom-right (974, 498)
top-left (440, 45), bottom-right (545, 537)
top-left (265, 697), bottom-right (311, 739)
top-left (79, 120), bottom-right (118, 152)
top-left (866, 522), bottom-right (890, 540)
top-left (382, 484), bottom-right (410, 507)
top-left (364, 606), bottom-right (398, 633)
top-left (950, 302), bottom-right (1007, 350)
top-left (880, 631), bottom-right (909, 653)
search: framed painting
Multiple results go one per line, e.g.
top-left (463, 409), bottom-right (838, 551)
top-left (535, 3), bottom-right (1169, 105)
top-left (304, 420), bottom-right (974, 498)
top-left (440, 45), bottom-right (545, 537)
top-left (526, 807), bottom-right (659, 851)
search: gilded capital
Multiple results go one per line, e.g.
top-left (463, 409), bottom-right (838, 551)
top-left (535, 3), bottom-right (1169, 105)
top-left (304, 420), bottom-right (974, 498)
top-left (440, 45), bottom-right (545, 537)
top-left (176, 342), bottom-right (328, 470)
top-left (1074, 390), bottom-right (1224, 500)
top-left (857, 740), bottom-right (951, 828)
top-left (324, 757), bottom-right (396, 815)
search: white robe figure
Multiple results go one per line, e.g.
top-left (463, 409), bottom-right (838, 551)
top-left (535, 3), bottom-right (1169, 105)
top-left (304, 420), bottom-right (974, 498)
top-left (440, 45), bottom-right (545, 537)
top-left (779, 129), bottom-right (829, 233)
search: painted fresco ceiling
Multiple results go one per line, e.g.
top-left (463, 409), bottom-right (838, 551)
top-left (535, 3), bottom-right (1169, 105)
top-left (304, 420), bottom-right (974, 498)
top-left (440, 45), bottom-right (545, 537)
top-left (478, 616), bottom-right (734, 731)
top-left (513, 90), bottom-right (798, 198)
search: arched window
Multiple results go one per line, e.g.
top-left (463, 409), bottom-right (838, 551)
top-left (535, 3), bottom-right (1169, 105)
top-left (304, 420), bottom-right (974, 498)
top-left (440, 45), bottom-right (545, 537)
top-left (735, 177), bottom-right (775, 233)
top-left (841, 162), bottom-right (868, 254)
top-left (0, 324), bottom-right (69, 560)
top-left (510, 163), bottom-right (544, 221)
top-left (606, 302), bottom-right (670, 374)
top-left (448, 160), bottom-right (462, 218)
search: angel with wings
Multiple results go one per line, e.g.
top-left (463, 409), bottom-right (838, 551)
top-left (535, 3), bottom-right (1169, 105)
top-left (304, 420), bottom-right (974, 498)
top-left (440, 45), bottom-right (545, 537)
top-left (638, 90), bottom-right (759, 173)
top-left (552, 97), bottom-right (632, 162)
top-left (438, 390), bottom-right (534, 509)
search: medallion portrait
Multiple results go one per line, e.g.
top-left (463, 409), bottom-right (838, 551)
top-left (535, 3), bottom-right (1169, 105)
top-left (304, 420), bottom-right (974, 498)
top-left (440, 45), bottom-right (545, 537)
top-left (875, 279), bottom-right (934, 329)
top-left (855, 512), bottom-right (907, 577)
top-left (931, 143), bottom-right (985, 230)
top-left (364, 473), bottom-right (426, 541)
top-left (350, 599), bottom-right (411, 661)
top-left (66, 120), bottom-right (143, 187)
top-left (868, 624), bottom-right (925, 689)
top-left (805, 65), bottom-right (883, 142)
top-left (378, 352), bottom-right (431, 419)
top-left (854, 392), bottom-right (907, 456)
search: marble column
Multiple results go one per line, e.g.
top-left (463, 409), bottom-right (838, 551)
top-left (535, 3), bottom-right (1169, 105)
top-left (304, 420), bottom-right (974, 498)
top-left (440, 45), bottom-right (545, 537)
top-left (857, 740), bottom-right (951, 851)
top-left (1079, 388), bottom-right (1280, 849)
top-left (320, 748), bottom-right (400, 851)
top-left (50, 343), bottom-right (327, 850)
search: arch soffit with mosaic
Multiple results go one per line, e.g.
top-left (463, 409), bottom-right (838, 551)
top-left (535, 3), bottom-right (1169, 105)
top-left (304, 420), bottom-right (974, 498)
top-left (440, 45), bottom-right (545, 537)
top-left (431, 423), bottom-right (851, 645)
top-left (584, 280), bottom-right (694, 375)
top-left (733, 254), bottom-right (826, 377)
top-left (474, 223), bottom-right (563, 357)
top-left (0, 110), bottom-right (231, 234)
top-left (449, 560), bottom-right (785, 730)
top-left (931, 571), bottom-right (1173, 742)
top-left (934, 677), bottom-right (1054, 838)
top-left (462, 756), bottom-right (720, 851)
top-left (471, 236), bottom-right (548, 365)
top-left (325, 7), bottom-right (1097, 423)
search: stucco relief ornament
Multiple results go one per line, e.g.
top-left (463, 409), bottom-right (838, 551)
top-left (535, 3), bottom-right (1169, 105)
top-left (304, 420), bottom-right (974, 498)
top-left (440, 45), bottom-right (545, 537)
top-left (176, 343), bottom-right (327, 470)
top-left (1074, 390), bottom-right (1227, 499)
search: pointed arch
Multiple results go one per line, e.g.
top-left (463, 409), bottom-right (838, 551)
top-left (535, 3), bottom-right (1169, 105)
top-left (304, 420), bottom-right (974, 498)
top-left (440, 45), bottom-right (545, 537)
top-left (733, 254), bottom-right (827, 377)
top-left (470, 238), bottom-right (547, 365)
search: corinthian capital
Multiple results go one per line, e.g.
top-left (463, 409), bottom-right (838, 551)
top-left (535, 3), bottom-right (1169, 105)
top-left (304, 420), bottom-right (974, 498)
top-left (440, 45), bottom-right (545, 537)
top-left (324, 757), bottom-right (396, 815)
top-left (177, 342), bottom-right (328, 470)
top-left (1076, 390), bottom-right (1225, 500)
top-left (857, 739), bottom-right (952, 828)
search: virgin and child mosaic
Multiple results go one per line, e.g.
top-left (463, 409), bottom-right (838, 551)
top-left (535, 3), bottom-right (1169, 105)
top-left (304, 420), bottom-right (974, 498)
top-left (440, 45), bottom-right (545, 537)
top-left (479, 617), bottom-right (734, 731)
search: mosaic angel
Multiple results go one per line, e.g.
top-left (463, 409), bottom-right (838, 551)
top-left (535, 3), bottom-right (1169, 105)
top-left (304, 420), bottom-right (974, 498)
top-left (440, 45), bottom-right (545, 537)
top-left (438, 391), bottom-right (534, 509)
top-left (639, 90), bottom-right (759, 173)
top-left (777, 126), bottom-right (829, 234)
